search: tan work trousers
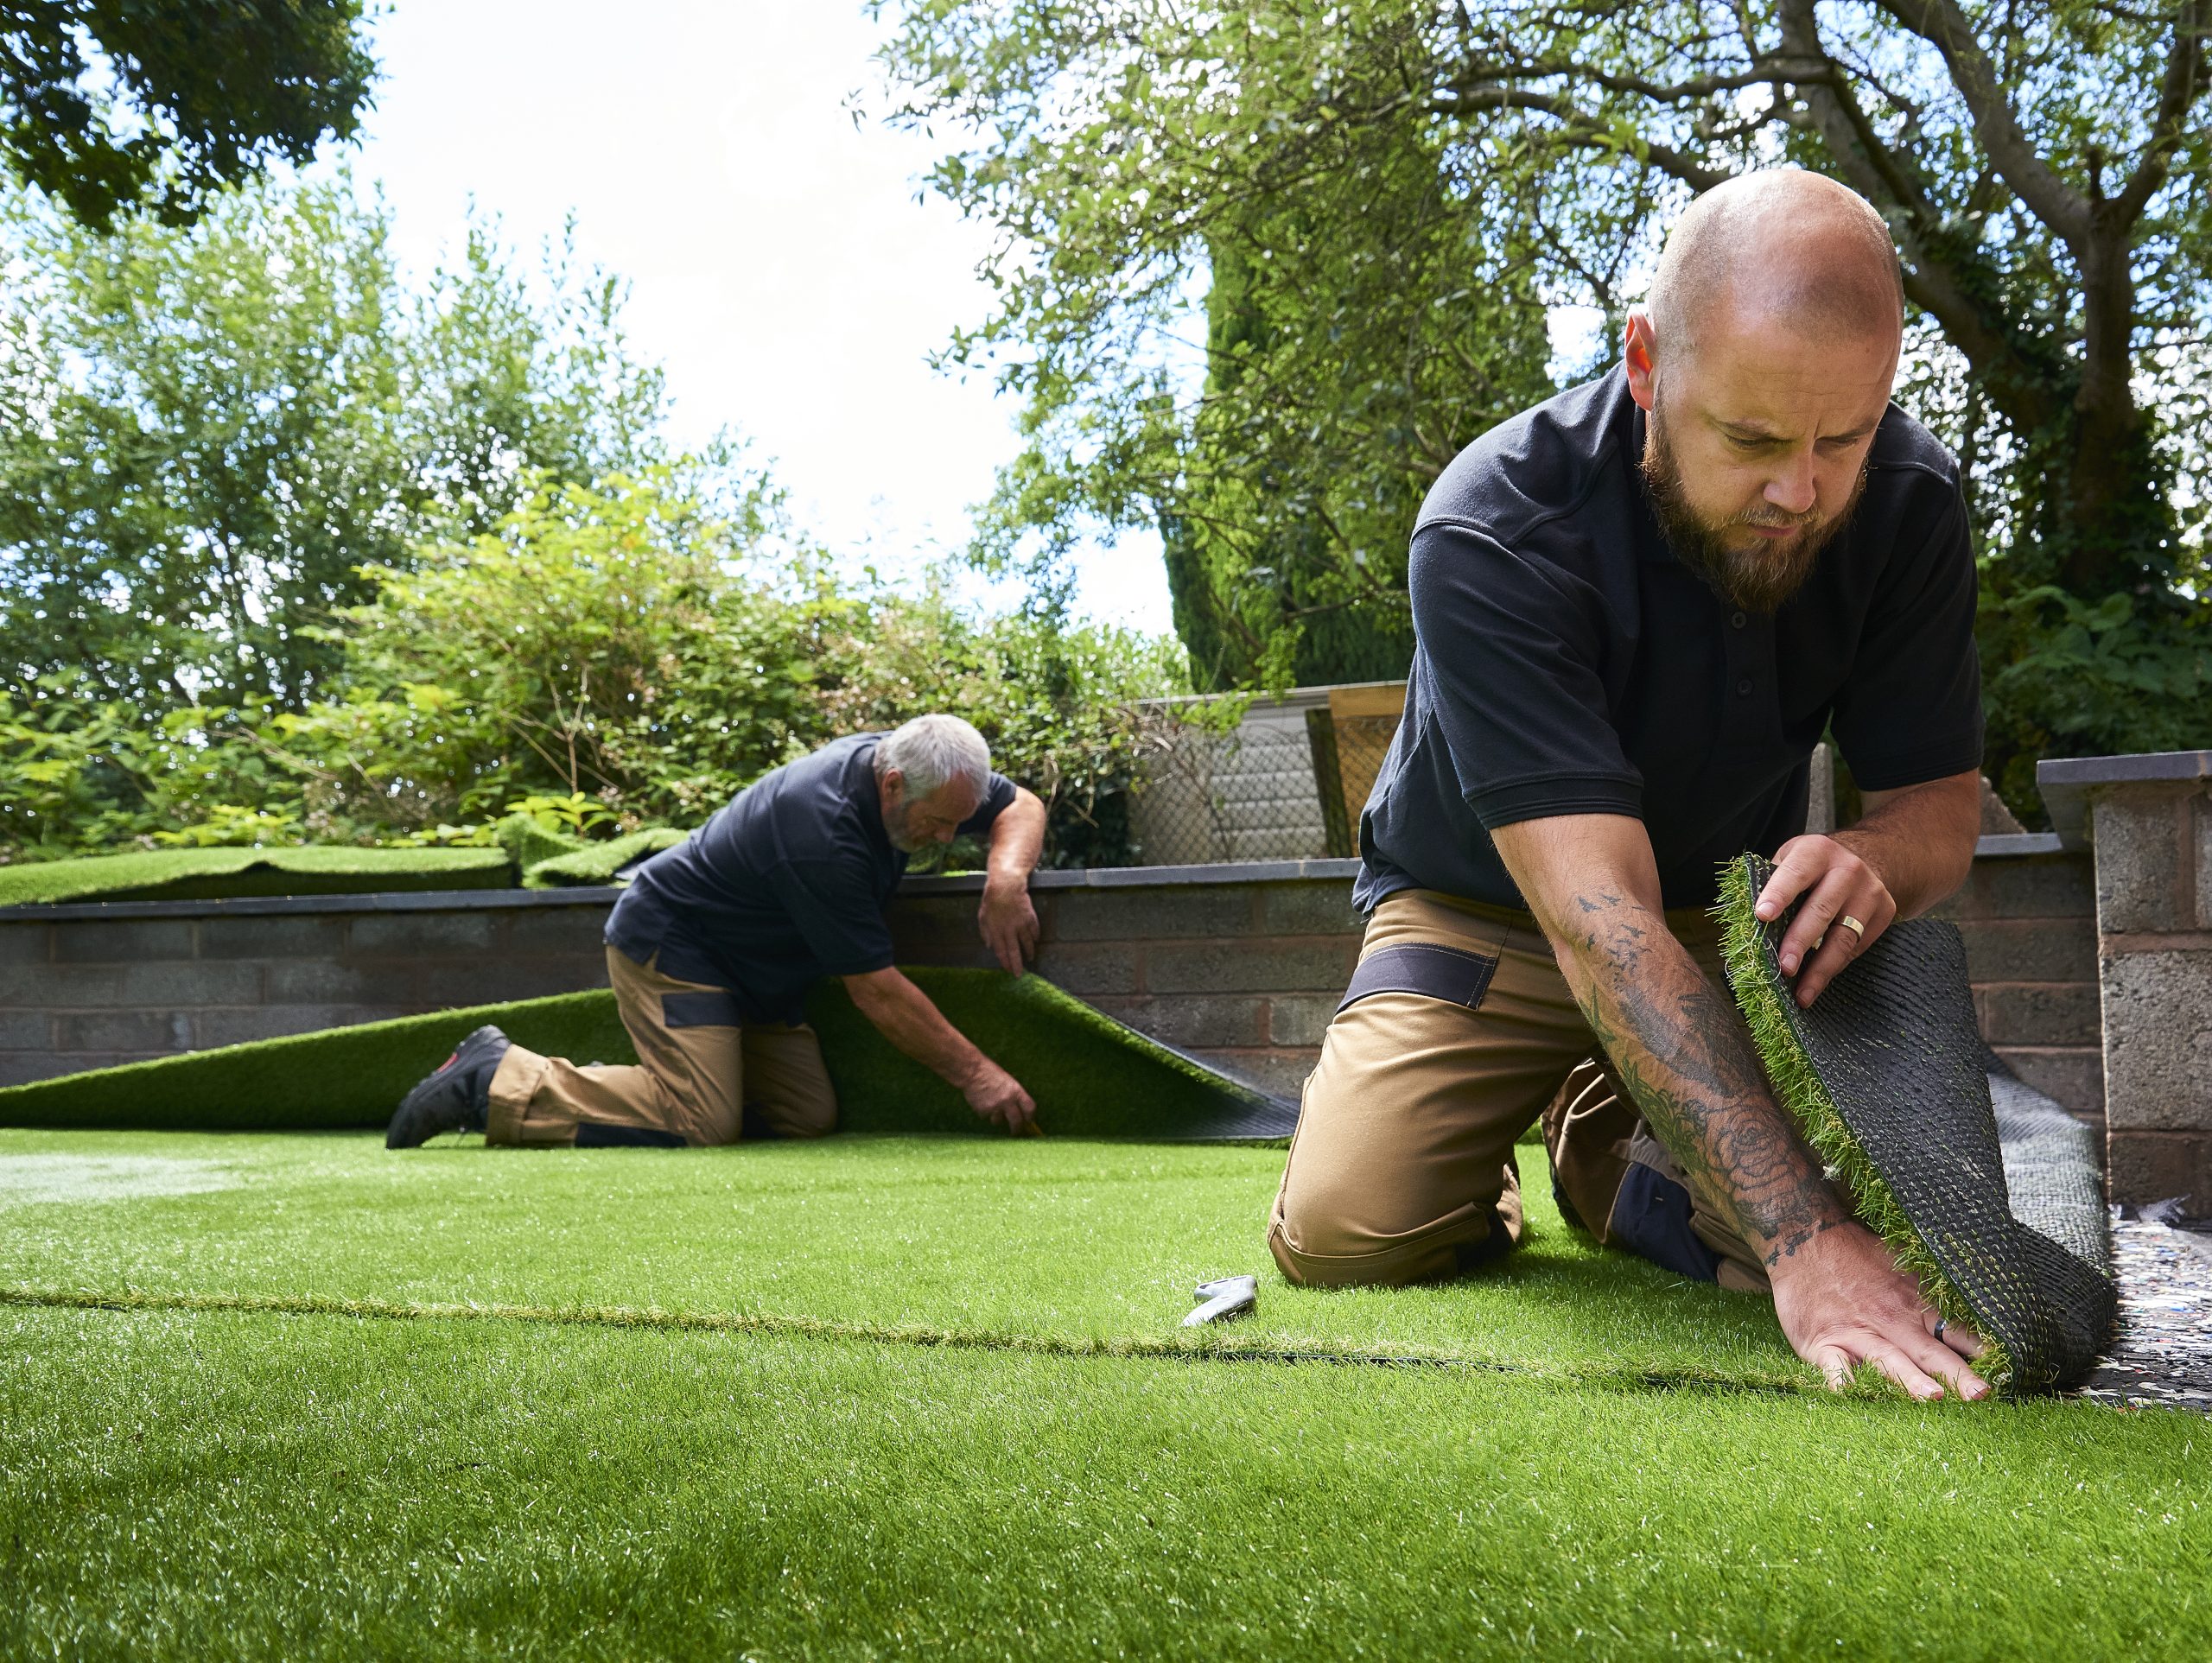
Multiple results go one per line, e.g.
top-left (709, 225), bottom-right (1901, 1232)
top-left (1268, 889), bottom-right (1771, 1292)
top-left (486, 946), bottom-right (838, 1147)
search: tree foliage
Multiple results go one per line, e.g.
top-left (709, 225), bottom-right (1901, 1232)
top-left (0, 476), bottom-right (1191, 866)
top-left (0, 1), bottom-right (375, 227)
top-left (879, 2), bottom-right (2212, 795)
top-left (0, 175), bottom-right (690, 711)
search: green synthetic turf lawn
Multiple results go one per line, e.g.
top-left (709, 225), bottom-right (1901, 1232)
top-left (4, 1128), bottom-right (2205, 1658)
top-left (0, 844), bottom-right (512, 905)
top-left (0, 1129), bottom-right (1798, 1384)
top-left (3, 1304), bottom-right (2206, 1661)
top-left (0, 971), bottom-right (1281, 1138)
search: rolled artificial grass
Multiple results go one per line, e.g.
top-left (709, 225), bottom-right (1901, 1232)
top-left (0, 845), bottom-right (512, 906)
top-left (1715, 854), bottom-right (2117, 1393)
top-left (806, 968), bottom-right (1292, 1139)
top-left (3, 1303), bottom-right (2205, 1660)
top-left (0, 968), bottom-right (1291, 1140)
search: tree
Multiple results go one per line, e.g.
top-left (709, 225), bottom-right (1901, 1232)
top-left (879, 3), bottom-right (2211, 793)
top-left (889, 3), bottom-right (1557, 688)
top-left (0, 1), bottom-right (374, 227)
top-left (0, 175), bottom-right (697, 712)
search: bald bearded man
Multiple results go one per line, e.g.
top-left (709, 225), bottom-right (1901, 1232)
top-left (1268, 169), bottom-right (1993, 1401)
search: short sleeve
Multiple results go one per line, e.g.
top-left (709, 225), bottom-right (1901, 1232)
top-left (1409, 521), bottom-right (1643, 830)
top-left (956, 771), bottom-right (1018, 836)
top-left (1828, 486), bottom-right (1984, 790)
top-left (775, 859), bottom-right (896, 977)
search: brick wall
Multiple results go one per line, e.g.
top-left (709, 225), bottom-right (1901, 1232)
top-left (0, 861), bottom-right (1368, 1101)
top-left (1928, 842), bottom-right (2105, 1125)
top-left (0, 893), bottom-right (611, 1088)
top-left (2038, 754), bottom-right (2212, 1208)
top-left (889, 864), bottom-right (1362, 1099)
top-left (0, 846), bottom-right (2102, 1122)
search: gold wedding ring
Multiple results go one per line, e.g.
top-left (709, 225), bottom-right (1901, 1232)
top-left (1836, 914), bottom-right (1866, 942)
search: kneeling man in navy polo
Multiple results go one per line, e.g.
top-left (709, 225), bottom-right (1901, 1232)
top-left (387, 714), bottom-right (1047, 1148)
top-left (1270, 171), bottom-right (1995, 1401)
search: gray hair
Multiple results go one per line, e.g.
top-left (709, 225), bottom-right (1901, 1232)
top-left (874, 713), bottom-right (992, 801)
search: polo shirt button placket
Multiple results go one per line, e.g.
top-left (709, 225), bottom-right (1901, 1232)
top-left (1731, 611), bottom-right (1748, 630)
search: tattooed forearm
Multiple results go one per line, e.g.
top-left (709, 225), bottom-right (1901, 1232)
top-left (1566, 891), bottom-right (1843, 1266)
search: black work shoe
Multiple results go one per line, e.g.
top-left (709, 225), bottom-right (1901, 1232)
top-left (386, 1025), bottom-right (511, 1149)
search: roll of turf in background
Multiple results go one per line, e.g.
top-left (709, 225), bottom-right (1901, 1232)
top-left (0, 970), bottom-right (1296, 1144)
top-left (1716, 854), bottom-right (2117, 1393)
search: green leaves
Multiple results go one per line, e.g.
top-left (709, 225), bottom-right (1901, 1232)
top-left (0, 175), bottom-right (714, 716)
top-left (0, 2), bottom-right (376, 229)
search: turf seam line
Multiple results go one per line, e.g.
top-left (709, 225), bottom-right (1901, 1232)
top-left (0, 1283), bottom-right (1819, 1398)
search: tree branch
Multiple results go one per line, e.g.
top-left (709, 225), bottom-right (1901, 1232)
top-left (1871, 0), bottom-right (2094, 249)
top-left (2111, 0), bottom-right (2209, 224)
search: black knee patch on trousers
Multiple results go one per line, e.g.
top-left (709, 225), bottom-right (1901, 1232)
top-left (1451, 1205), bottom-right (1518, 1274)
top-left (575, 1123), bottom-right (687, 1148)
top-left (1337, 942), bottom-right (1498, 1014)
top-left (1608, 1162), bottom-right (1721, 1281)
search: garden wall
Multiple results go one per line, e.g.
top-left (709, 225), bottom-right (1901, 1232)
top-left (0, 842), bottom-right (2100, 1121)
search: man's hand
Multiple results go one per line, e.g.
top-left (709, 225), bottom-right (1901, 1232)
top-left (959, 1057), bottom-right (1039, 1135)
top-left (1491, 811), bottom-right (1993, 1405)
top-left (843, 965), bottom-right (1040, 1137)
top-left (1771, 1220), bottom-right (1990, 1400)
top-left (1758, 769), bottom-right (1980, 1006)
top-left (977, 875), bottom-right (1039, 974)
top-left (1754, 835), bottom-right (1897, 1008)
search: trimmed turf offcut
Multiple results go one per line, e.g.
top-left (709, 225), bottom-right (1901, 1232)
top-left (0, 844), bottom-right (513, 906)
top-left (4, 1303), bottom-right (2207, 1661)
top-left (521, 826), bottom-right (687, 887)
top-left (0, 969), bottom-right (1286, 1139)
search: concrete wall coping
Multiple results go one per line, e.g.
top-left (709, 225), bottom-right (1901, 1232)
top-left (0, 839), bottom-right (2070, 926)
top-left (0, 857), bottom-right (1370, 924)
top-left (2037, 750), bottom-right (2212, 849)
top-left (1974, 831), bottom-right (2065, 858)
top-left (903, 857), bottom-right (1365, 895)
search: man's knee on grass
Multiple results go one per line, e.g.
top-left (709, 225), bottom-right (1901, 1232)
top-left (1269, 1180), bottom-right (1519, 1289)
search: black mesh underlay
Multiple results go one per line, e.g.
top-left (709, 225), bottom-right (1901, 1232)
top-left (1732, 854), bottom-right (2117, 1392)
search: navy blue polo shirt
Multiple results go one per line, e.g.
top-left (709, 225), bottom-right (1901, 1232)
top-left (607, 733), bottom-right (1015, 1021)
top-left (1355, 368), bottom-right (1982, 916)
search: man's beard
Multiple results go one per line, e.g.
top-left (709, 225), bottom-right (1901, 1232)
top-left (1640, 409), bottom-right (1865, 613)
top-left (881, 801), bottom-right (925, 854)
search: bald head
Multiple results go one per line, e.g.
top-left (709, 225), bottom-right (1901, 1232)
top-left (1646, 170), bottom-right (1903, 354)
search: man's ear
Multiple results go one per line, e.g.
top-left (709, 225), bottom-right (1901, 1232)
top-left (1623, 311), bottom-right (1658, 413)
top-left (879, 766), bottom-right (904, 805)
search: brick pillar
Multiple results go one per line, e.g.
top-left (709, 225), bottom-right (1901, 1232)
top-left (2043, 752), bottom-right (2212, 1207)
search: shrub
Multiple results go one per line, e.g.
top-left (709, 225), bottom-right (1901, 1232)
top-left (0, 475), bottom-right (1191, 867)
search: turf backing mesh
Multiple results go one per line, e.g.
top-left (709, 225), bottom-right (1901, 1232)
top-left (1717, 854), bottom-right (2116, 1393)
top-left (0, 969), bottom-right (1294, 1142)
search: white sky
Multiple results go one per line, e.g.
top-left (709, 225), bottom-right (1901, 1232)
top-left (351, 0), bottom-right (1175, 632)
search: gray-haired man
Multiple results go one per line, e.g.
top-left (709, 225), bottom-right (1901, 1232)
top-left (386, 714), bottom-right (1049, 1150)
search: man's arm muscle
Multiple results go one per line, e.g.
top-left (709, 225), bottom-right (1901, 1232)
top-left (1491, 812), bottom-right (1986, 1399)
top-left (1495, 816), bottom-right (1842, 1266)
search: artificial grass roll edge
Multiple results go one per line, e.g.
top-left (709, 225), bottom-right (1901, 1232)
top-left (523, 828), bottom-right (687, 888)
top-left (0, 968), bottom-right (1294, 1139)
top-left (1713, 855), bottom-right (2013, 1389)
top-left (0, 992), bottom-right (633, 1131)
